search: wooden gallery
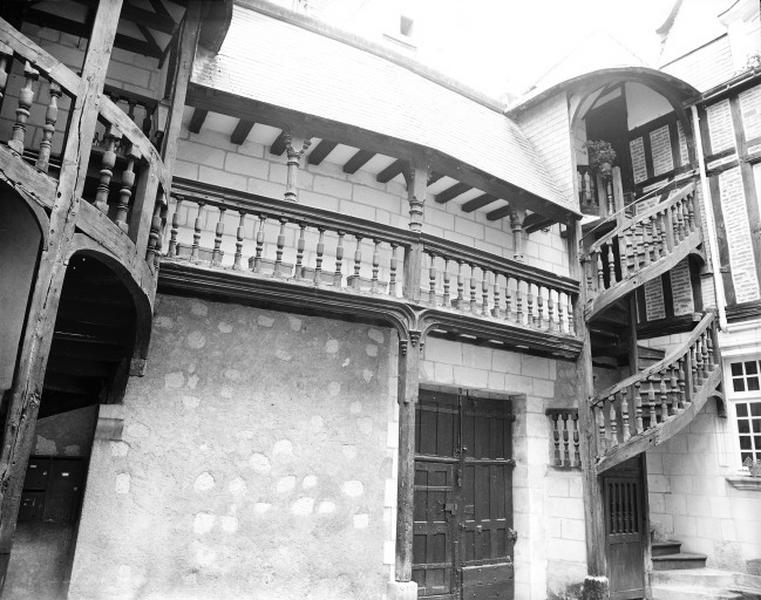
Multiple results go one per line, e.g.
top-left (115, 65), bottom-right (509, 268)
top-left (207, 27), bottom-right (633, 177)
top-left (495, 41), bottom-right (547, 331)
top-left (0, 0), bottom-right (760, 599)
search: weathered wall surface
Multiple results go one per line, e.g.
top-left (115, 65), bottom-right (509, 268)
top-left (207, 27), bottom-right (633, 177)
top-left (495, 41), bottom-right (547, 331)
top-left (421, 338), bottom-right (585, 600)
top-left (647, 401), bottom-right (761, 573)
top-left (68, 294), bottom-right (397, 600)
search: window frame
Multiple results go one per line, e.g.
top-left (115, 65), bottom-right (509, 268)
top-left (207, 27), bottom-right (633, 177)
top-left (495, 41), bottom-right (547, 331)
top-left (724, 356), bottom-right (761, 470)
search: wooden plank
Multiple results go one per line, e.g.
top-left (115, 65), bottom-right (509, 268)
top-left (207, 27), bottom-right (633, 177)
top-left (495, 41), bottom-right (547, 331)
top-left (187, 107), bottom-right (208, 134)
top-left (377, 159), bottom-right (406, 183)
top-left (230, 119), bottom-right (255, 145)
top-left (427, 172), bottom-right (444, 186)
top-left (269, 130), bottom-right (288, 156)
top-left (343, 149), bottom-right (375, 174)
top-left (486, 203), bottom-right (511, 221)
top-left (435, 182), bottom-right (470, 204)
top-left (461, 193), bottom-right (496, 213)
top-left (307, 139), bottom-right (337, 165)
top-left (0, 0), bottom-right (124, 585)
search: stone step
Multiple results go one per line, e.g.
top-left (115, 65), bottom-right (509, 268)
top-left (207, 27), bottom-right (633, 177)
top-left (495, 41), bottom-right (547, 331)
top-left (652, 540), bottom-right (682, 557)
top-left (652, 552), bottom-right (708, 570)
top-left (652, 569), bottom-right (761, 592)
top-left (651, 584), bottom-right (742, 600)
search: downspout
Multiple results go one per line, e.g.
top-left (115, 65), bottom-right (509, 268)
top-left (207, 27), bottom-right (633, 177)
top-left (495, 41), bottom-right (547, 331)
top-left (691, 104), bottom-right (728, 330)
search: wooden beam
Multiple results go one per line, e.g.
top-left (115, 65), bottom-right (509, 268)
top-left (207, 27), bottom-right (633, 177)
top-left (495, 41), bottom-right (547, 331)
top-left (230, 119), bottom-right (255, 145)
top-left (343, 149), bottom-right (375, 174)
top-left (461, 193), bottom-right (497, 213)
top-left (187, 107), bottom-right (208, 134)
top-left (435, 182), bottom-right (470, 204)
top-left (427, 171), bottom-right (444, 186)
top-left (523, 212), bottom-right (555, 233)
top-left (270, 130), bottom-right (288, 156)
top-left (486, 203), bottom-right (512, 221)
top-left (136, 23), bottom-right (163, 57)
top-left (72, 0), bottom-right (178, 34)
top-left (307, 140), bottom-right (337, 165)
top-left (376, 159), bottom-right (406, 183)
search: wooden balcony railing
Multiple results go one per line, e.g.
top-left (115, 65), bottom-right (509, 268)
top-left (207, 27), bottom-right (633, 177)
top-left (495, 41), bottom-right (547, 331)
top-left (0, 19), bottom-right (169, 268)
top-left (546, 408), bottom-right (581, 469)
top-left (163, 180), bottom-right (581, 340)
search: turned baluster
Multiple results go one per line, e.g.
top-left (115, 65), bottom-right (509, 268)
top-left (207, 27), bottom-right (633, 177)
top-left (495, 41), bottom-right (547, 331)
top-left (701, 332), bottom-right (710, 379)
top-left (35, 81), bottom-right (62, 172)
top-left (146, 201), bottom-right (163, 266)
top-left (333, 230), bottom-right (344, 286)
top-left (562, 413), bottom-right (570, 466)
top-left (94, 125), bottom-right (121, 212)
top-left (622, 388), bottom-right (633, 441)
top-left (677, 201), bottom-right (687, 240)
top-left (606, 244), bottom-right (616, 285)
top-left (706, 331), bottom-right (715, 368)
top-left (210, 207), bottom-right (226, 266)
top-left (456, 261), bottom-right (465, 308)
top-left (686, 194), bottom-right (696, 231)
top-left (557, 292), bottom-right (566, 334)
top-left (597, 404), bottom-right (608, 451)
top-left (572, 413), bottom-right (580, 467)
top-left (481, 271), bottom-right (490, 317)
top-left (0, 43), bottom-right (11, 101)
top-left (190, 202), bottom-right (204, 262)
top-left (652, 214), bottom-right (663, 258)
top-left (678, 359), bottom-right (687, 407)
top-left (232, 211), bottom-right (246, 270)
top-left (659, 372), bottom-right (669, 421)
top-left (609, 399), bottom-right (618, 445)
top-left (669, 365), bottom-right (680, 412)
top-left (566, 295), bottom-right (575, 335)
top-left (371, 239), bottom-right (381, 293)
top-left (442, 258), bottom-right (451, 307)
top-left (427, 252), bottom-right (437, 303)
top-left (294, 223), bottom-right (307, 278)
top-left (551, 413), bottom-right (561, 466)
top-left (351, 235), bottom-right (362, 289)
top-left (642, 218), bottom-right (653, 266)
top-left (596, 250), bottom-right (605, 290)
top-left (114, 147), bottom-right (138, 232)
top-left (547, 289), bottom-right (556, 332)
top-left (8, 61), bottom-right (39, 155)
top-left (634, 381), bottom-right (643, 433)
top-left (389, 243), bottom-right (399, 295)
top-left (625, 234), bottom-right (635, 276)
top-left (251, 214), bottom-right (266, 273)
top-left (647, 377), bottom-right (657, 428)
top-left (314, 227), bottom-right (326, 284)
top-left (694, 340), bottom-right (704, 385)
top-left (536, 286), bottom-right (545, 328)
top-left (167, 197), bottom-right (181, 257)
top-left (492, 274), bottom-right (502, 319)
top-left (505, 277), bottom-right (513, 321)
top-left (515, 279), bottom-right (524, 325)
top-left (272, 218), bottom-right (287, 276)
top-left (469, 264), bottom-right (478, 312)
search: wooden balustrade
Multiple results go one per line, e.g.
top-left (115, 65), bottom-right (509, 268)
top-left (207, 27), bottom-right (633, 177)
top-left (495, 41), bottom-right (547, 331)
top-left (165, 181), bottom-right (414, 297)
top-left (100, 85), bottom-right (162, 149)
top-left (582, 181), bottom-right (699, 308)
top-left (546, 408), bottom-right (581, 469)
top-left (577, 165), bottom-right (597, 213)
top-left (592, 312), bottom-right (718, 453)
top-left (421, 235), bottom-right (578, 335)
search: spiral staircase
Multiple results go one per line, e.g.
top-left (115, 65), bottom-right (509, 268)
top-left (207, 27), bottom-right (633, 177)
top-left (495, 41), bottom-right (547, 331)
top-left (581, 179), bottom-right (722, 474)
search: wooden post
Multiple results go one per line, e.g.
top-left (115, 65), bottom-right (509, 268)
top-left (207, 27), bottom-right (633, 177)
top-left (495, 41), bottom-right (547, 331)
top-left (0, 0), bottom-right (124, 589)
top-left (568, 218), bottom-right (609, 597)
top-left (389, 331), bottom-right (422, 600)
top-left (402, 164), bottom-right (427, 303)
top-left (510, 207), bottom-right (524, 262)
top-left (284, 134), bottom-right (311, 202)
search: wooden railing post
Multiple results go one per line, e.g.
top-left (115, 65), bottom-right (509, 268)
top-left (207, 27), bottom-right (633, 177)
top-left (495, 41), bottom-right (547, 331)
top-left (402, 164), bottom-right (427, 302)
top-left (284, 134), bottom-right (311, 202)
top-left (0, 0), bottom-right (123, 589)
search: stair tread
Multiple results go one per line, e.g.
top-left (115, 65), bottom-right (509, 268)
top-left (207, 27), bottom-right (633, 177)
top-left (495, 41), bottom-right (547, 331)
top-left (651, 584), bottom-right (742, 600)
top-left (653, 552), bottom-right (708, 560)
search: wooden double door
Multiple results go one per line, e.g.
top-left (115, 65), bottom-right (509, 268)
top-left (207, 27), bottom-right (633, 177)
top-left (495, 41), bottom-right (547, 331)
top-left (412, 389), bottom-right (515, 600)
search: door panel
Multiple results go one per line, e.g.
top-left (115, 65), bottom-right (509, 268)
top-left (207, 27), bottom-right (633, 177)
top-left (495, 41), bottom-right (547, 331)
top-left (604, 457), bottom-right (646, 600)
top-left (413, 390), bottom-right (514, 600)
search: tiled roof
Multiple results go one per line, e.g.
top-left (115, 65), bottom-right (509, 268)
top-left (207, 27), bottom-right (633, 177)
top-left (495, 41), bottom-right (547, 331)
top-left (190, 2), bottom-right (577, 215)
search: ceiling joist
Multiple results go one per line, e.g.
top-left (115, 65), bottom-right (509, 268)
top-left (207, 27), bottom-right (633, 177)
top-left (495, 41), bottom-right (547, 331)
top-left (435, 182), bottom-right (471, 204)
top-left (376, 159), bottom-right (406, 183)
top-left (307, 140), bottom-right (337, 165)
top-left (461, 193), bottom-right (497, 213)
top-left (270, 131), bottom-right (289, 156)
top-left (343, 149), bottom-right (375, 174)
top-left (188, 108), bottom-right (208, 134)
top-left (486, 204), bottom-right (512, 221)
top-left (230, 119), bottom-right (255, 145)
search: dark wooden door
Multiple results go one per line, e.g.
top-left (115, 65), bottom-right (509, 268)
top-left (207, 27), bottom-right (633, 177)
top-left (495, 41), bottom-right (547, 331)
top-left (604, 456), bottom-right (646, 600)
top-left (413, 389), bottom-right (515, 600)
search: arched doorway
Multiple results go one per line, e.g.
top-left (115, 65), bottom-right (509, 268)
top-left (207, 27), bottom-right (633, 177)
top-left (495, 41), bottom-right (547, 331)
top-left (4, 253), bottom-right (139, 600)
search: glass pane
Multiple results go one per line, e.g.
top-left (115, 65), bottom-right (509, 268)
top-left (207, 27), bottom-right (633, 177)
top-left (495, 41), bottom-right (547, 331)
top-left (740, 436), bottom-right (752, 449)
top-left (737, 403), bottom-right (748, 417)
top-left (751, 403), bottom-right (761, 417)
top-left (745, 361), bottom-right (759, 375)
top-left (748, 377), bottom-right (760, 392)
top-left (732, 363), bottom-right (744, 376)
top-left (753, 419), bottom-right (761, 433)
top-left (754, 435), bottom-right (761, 449)
top-left (742, 451), bottom-right (752, 462)
top-left (739, 420), bottom-right (751, 433)
top-left (734, 379), bottom-right (746, 392)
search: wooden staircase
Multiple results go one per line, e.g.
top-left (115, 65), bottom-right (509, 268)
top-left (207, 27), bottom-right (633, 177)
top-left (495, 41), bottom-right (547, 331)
top-left (580, 178), bottom-right (723, 474)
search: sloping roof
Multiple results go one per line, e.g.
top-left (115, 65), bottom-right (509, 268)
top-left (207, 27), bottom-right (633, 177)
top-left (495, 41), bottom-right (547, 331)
top-left (190, 1), bottom-right (577, 216)
top-left (658, 0), bottom-right (730, 67)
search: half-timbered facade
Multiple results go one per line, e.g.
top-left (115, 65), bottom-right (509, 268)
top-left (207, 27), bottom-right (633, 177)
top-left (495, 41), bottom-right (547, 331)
top-left (0, 1), bottom-right (759, 599)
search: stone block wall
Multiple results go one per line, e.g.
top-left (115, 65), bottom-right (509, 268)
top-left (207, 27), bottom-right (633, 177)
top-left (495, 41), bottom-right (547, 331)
top-left (420, 337), bottom-right (586, 600)
top-left (647, 400), bottom-right (761, 573)
top-left (68, 295), bottom-right (397, 600)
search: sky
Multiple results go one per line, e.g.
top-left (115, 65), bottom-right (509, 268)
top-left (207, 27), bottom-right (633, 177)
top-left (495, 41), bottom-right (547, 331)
top-left (302, 0), bottom-right (678, 99)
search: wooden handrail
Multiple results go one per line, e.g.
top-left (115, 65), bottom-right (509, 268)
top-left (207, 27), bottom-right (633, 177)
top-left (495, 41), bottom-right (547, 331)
top-left (592, 311), bottom-right (714, 406)
top-left (584, 180), bottom-right (696, 259)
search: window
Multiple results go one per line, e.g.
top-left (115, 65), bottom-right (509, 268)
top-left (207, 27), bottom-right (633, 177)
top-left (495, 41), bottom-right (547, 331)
top-left (730, 359), bottom-right (761, 464)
